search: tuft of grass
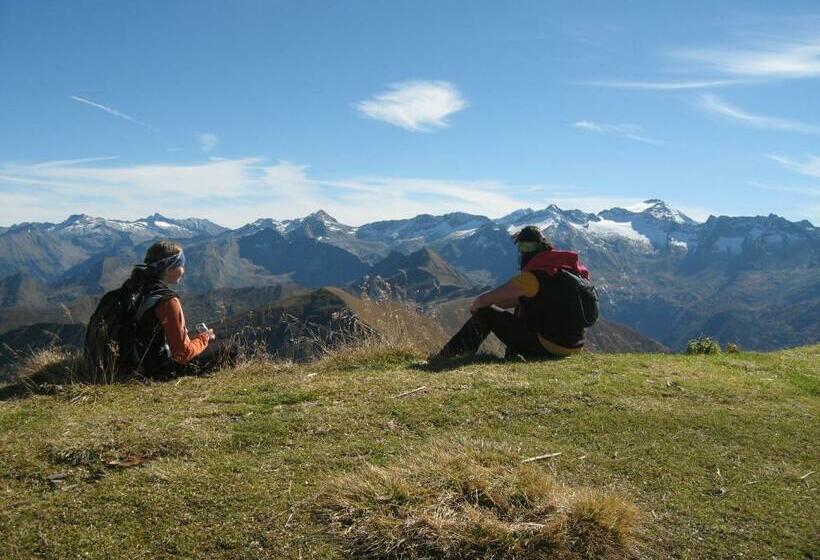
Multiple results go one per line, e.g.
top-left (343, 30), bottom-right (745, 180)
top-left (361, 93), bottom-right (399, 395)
top-left (314, 440), bottom-right (642, 560)
top-left (9, 347), bottom-right (83, 389)
top-left (315, 295), bottom-right (445, 370)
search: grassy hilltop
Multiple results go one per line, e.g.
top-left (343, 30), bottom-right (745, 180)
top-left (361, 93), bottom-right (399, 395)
top-left (0, 346), bottom-right (817, 559)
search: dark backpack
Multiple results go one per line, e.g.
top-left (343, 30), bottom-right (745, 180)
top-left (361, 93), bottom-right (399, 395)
top-left (524, 268), bottom-right (599, 334)
top-left (84, 283), bottom-right (165, 377)
top-left (556, 269), bottom-right (599, 330)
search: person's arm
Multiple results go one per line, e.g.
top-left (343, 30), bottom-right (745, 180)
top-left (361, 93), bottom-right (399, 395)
top-left (154, 298), bottom-right (211, 364)
top-left (469, 272), bottom-right (539, 314)
top-left (469, 281), bottom-right (527, 314)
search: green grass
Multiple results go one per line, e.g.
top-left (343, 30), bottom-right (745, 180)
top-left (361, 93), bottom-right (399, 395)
top-left (0, 346), bottom-right (818, 559)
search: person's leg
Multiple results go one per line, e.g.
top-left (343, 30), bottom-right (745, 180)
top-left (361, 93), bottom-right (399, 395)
top-left (437, 307), bottom-right (550, 359)
top-left (472, 308), bottom-right (551, 359)
top-left (437, 311), bottom-right (494, 358)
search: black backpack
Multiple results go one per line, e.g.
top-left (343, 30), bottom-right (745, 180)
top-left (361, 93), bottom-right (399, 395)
top-left (556, 269), bottom-right (599, 330)
top-left (84, 282), bottom-right (166, 377)
top-left (525, 268), bottom-right (599, 333)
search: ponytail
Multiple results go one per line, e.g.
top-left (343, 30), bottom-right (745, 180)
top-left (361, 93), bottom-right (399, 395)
top-left (127, 265), bottom-right (158, 287)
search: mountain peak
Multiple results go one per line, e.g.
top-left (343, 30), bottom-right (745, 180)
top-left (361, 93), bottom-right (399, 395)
top-left (62, 214), bottom-right (95, 224)
top-left (309, 210), bottom-right (338, 223)
top-left (643, 201), bottom-right (694, 225)
top-left (144, 212), bottom-right (171, 222)
top-left (606, 200), bottom-right (695, 225)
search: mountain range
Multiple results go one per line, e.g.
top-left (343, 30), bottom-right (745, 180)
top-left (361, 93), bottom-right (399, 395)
top-left (1, 201), bottom-right (817, 351)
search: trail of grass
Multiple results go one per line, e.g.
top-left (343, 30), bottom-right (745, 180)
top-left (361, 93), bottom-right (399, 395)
top-left (0, 347), bottom-right (817, 559)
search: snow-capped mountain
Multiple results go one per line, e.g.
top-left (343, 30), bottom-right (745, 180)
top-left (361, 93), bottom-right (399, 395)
top-left (1, 202), bottom-right (817, 351)
top-left (6, 213), bottom-right (227, 255)
top-left (356, 212), bottom-right (494, 247)
top-left (497, 204), bottom-right (596, 233)
top-left (498, 200), bottom-right (699, 253)
top-left (692, 214), bottom-right (816, 257)
top-left (233, 218), bottom-right (286, 237)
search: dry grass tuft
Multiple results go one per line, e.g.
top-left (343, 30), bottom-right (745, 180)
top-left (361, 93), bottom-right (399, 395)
top-left (315, 441), bottom-right (642, 560)
top-left (11, 347), bottom-right (83, 388)
top-left (315, 295), bottom-right (445, 370)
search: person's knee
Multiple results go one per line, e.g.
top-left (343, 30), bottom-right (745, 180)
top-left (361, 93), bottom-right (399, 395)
top-left (474, 307), bottom-right (497, 322)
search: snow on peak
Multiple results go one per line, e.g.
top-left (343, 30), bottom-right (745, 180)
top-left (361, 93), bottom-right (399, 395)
top-left (583, 219), bottom-right (652, 247)
top-left (616, 200), bottom-right (694, 225)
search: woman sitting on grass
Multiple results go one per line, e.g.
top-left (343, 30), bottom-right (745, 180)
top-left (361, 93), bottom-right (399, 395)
top-left (126, 240), bottom-right (228, 379)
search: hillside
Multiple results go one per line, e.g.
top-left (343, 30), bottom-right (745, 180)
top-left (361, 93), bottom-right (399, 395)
top-left (0, 346), bottom-right (816, 559)
top-left (361, 247), bottom-right (477, 302)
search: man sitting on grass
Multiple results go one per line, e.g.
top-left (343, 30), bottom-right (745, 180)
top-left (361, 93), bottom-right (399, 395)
top-left (435, 226), bottom-right (597, 360)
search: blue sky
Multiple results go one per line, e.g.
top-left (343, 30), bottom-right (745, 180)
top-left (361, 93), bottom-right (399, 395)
top-left (1, 0), bottom-right (818, 227)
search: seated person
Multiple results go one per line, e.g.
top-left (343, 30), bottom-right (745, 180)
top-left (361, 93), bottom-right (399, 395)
top-left (435, 226), bottom-right (594, 360)
top-left (128, 241), bottom-right (232, 378)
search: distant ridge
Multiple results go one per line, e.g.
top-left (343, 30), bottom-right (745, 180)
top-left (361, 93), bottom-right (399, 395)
top-left (1, 201), bottom-right (817, 351)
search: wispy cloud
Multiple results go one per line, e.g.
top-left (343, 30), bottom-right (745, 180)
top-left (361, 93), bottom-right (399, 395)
top-left (198, 133), bottom-right (219, 152)
top-left (356, 80), bottom-right (467, 132)
top-left (767, 154), bottom-right (820, 178)
top-left (583, 24), bottom-right (820, 90)
top-left (32, 156), bottom-right (121, 168)
top-left (673, 36), bottom-right (820, 79)
top-left (69, 96), bottom-right (150, 128)
top-left (698, 95), bottom-right (820, 133)
top-left (748, 180), bottom-right (820, 197)
top-left (579, 79), bottom-right (742, 90)
top-left (571, 121), bottom-right (661, 145)
top-left (0, 157), bottom-right (651, 228)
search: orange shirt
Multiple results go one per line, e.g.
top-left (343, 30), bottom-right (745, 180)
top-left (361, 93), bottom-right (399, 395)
top-left (154, 298), bottom-right (210, 364)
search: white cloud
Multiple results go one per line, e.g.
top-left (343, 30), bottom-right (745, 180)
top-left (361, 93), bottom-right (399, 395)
top-left (70, 96), bottom-right (151, 128)
top-left (699, 95), bottom-right (820, 133)
top-left (767, 154), bottom-right (820, 178)
top-left (579, 79), bottom-right (742, 90)
top-left (356, 80), bottom-right (467, 131)
top-left (673, 37), bottom-right (820, 79)
top-left (198, 133), bottom-right (219, 152)
top-left (571, 121), bottom-right (661, 145)
top-left (0, 157), bottom-right (659, 228)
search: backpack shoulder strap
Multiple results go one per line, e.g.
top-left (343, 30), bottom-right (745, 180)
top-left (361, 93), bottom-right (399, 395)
top-left (133, 282), bottom-right (178, 323)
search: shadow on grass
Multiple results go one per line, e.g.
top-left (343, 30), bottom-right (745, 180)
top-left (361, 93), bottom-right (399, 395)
top-left (416, 351), bottom-right (565, 373)
top-left (414, 353), bottom-right (512, 373)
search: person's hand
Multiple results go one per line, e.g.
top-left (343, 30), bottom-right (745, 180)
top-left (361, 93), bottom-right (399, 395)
top-left (207, 329), bottom-right (216, 341)
top-left (469, 298), bottom-right (483, 315)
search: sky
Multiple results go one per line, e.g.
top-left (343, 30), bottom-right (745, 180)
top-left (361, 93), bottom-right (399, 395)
top-left (1, 0), bottom-right (819, 228)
